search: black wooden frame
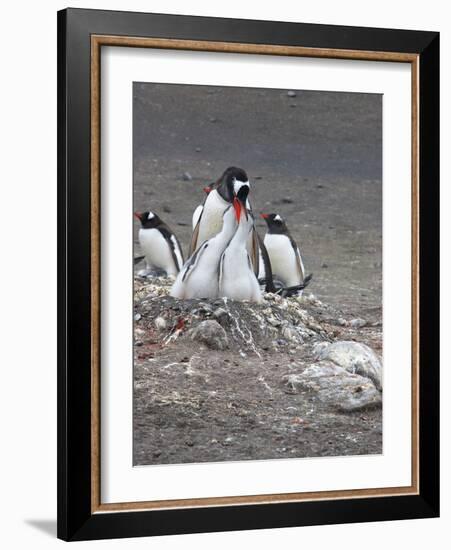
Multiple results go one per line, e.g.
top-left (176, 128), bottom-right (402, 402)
top-left (57, 8), bottom-right (439, 541)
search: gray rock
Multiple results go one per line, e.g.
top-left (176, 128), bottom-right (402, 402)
top-left (282, 361), bottom-right (382, 412)
top-left (134, 313), bottom-right (141, 321)
top-left (188, 320), bottom-right (229, 350)
top-left (314, 341), bottom-right (382, 390)
top-left (287, 90), bottom-right (297, 97)
top-left (182, 171), bottom-right (192, 181)
top-left (213, 307), bottom-right (229, 326)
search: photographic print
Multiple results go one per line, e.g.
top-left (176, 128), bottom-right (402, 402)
top-left (132, 82), bottom-right (383, 466)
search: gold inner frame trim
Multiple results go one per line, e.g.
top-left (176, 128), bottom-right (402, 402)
top-left (90, 35), bottom-right (420, 514)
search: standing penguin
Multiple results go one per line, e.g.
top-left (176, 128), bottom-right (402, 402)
top-left (219, 186), bottom-right (262, 303)
top-left (170, 203), bottom-right (239, 300)
top-left (134, 211), bottom-right (184, 278)
top-left (261, 213), bottom-right (309, 293)
top-left (189, 167), bottom-right (260, 275)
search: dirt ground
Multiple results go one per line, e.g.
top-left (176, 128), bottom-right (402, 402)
top-left (132, 83), bottom-right (382, 465)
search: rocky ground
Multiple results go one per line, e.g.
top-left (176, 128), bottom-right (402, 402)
top-left (133, 277), bottom-right (382, 466)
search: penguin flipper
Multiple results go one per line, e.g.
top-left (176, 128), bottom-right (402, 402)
top-left (192, 205), bottom-right (203, 230)
top-left (250, 227), bottom-right (260, 276)
top-left (288, 234), bottom-right (306, 283)
top-left (189, 214), bottom-right (202, 256)
top-left (256, 233), bottom-right (276, 293)
top-left (218, 251), bottom-right (226, 292)
top-left (181, 241), bottom-right (208, 284)
top-left (134, 255), bottom-right (145, 266)
top-left (158, 225), bottom-right (185, 272)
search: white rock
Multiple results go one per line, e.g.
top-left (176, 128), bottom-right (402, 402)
top-left (314, 341), bottom-right (382, 390)
top-left (350, 318), bottom-right (367, 328)
top-left (282, 360), bottom-right (382, 412)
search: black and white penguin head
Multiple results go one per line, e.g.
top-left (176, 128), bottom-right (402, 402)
top-left (233, 184), bottom-right (250, 222)
top-left (134, 210), bottom-right (162, 229)
top-left (261, 213), bottom-right (289, 234)
top-left (216, 166), bottom-right (249, 203)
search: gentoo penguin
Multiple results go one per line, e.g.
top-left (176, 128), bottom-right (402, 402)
top-left (134, 211), bottom-right (184, 277)
top-left (189, 167), bottom-right (259, 274)
top-left (170, 203), bottom-right (239, 299)
top-left (219, 186), bottom-right (262, 303)
top-left (191, 185), bottom-right (213, 230)
top-left (261, 213), bottom-right (310, 294)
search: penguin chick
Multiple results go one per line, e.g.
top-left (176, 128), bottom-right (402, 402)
top-left (170, 204), bottom-right (238, 299)
top-left (219, 186), bottom-right (262, 303)
top-left (134, 211), bottom-right (184, 278)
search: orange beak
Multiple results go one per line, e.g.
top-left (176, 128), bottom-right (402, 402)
top-left (233, 197), bottom-right (242, 223)
top-left (134, 212), bottom-right (141, 220)
top-left (260, 213), bottom-right (269, 219)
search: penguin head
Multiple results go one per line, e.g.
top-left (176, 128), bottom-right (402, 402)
top-left (260, 213), bottom-right (288, 234)
top-left (134, 210), bottom-right (162, 229)
top-left (233, 184), bottom-right (250, 222)
top-left (217, 166), bottom-right (249, 203)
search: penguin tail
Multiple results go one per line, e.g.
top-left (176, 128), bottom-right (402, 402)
top-left (134, 255), bottom-right (145, 265)
top-left (303, 273), bottom-right (313, 288)
top-left (277, 274), bottom-right (313, 297)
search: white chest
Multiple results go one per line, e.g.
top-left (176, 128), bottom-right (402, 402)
top-left (139, 228), bottom-right (178, 275)
top-left (197, 191), bottom-right (228, 244)
top-left (264, 233), bottom-right (301, 286)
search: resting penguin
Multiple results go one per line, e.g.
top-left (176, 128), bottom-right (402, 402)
top-left (170, 203), bottom-right (239, 300)
top-left (261, 213), bottom-right (311, 295)
top-left (219, 186), bottom-right (262, 303)
top-left (134, 211), bottom-right (184, 278)
top-left (189, 167), bottom-right (260, 275)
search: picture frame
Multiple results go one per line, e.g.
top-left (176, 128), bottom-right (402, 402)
top-left (57, 7), bottom-right (439, 541)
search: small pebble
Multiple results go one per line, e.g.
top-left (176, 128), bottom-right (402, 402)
top-left (162, 205), bottom-right (171, 213)
top-left (281, 197), bottom-right (293, 204)
top-left (209, 117), bottom-right (218, 123)
top-left (287, 90), bottom-right (296, 97)
top-left (321, 263), bottom-right (329, 268)
top-left (134, 313), bottom-right (141, 321)
top-left (195, 147), bottom-right (201, 152)
top-left (182, 171), bottom-right (192, 181)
